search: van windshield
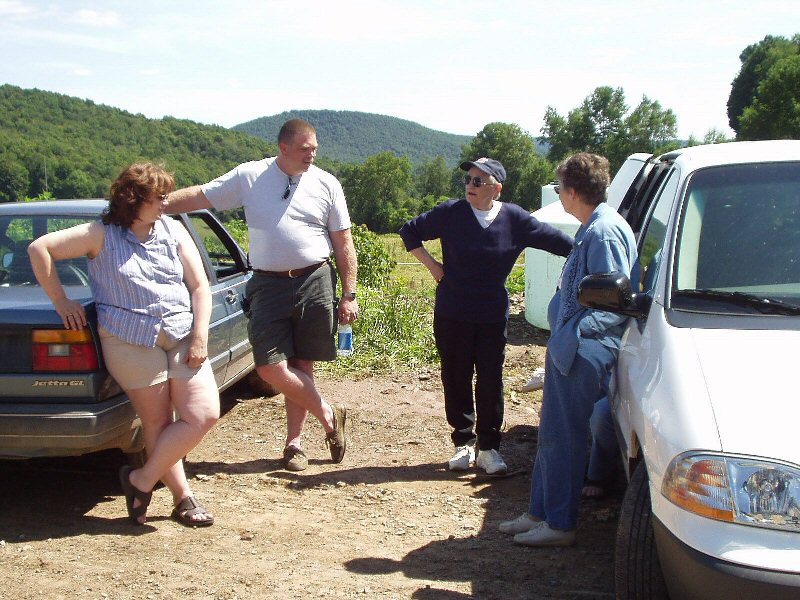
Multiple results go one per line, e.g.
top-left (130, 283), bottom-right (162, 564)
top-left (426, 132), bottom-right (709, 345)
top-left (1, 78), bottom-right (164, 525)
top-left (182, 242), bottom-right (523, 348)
top-left (672, 161), bottom-right (800, 312)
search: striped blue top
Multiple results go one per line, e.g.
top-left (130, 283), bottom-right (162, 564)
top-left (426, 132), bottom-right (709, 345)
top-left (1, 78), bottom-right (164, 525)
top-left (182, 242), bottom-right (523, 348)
top-left (87, 217), bottom-right (193, 347)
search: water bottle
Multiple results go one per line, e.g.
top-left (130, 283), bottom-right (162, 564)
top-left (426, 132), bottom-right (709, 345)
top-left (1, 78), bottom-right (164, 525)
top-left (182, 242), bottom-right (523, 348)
top-left (337, 323), bottom-right (353, 356)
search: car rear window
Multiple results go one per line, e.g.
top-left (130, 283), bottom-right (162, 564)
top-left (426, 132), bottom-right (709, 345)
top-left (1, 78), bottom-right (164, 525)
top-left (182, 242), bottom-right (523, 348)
top-left (0, 216), bottom-right (95, 287)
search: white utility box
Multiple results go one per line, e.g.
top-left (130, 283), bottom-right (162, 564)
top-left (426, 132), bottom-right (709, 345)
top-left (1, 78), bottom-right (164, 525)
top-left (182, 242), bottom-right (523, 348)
top-left (523, 163), bottom-right (640, 329)
top-left (524, 185), bottom-right (579, 330)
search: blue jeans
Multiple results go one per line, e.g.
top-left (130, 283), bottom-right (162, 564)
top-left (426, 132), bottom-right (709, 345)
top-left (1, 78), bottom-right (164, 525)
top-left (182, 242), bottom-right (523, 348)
top-left (528, 337), bottom-right (615, 530)
top-left (587, 396), bottom-right (617, 482)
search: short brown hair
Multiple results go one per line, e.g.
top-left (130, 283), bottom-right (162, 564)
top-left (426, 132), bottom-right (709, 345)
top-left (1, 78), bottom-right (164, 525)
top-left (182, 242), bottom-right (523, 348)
top-left (278, 118), bottom-right (316, 144)
top-left (104, 162), bottom-right (175, 228)
top-left (555, 152), bottom-right (610, 206)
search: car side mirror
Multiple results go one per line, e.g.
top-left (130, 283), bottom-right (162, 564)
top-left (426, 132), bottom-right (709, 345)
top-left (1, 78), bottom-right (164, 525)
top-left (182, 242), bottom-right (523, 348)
top-left (578, 271), bottom-right (651, 319)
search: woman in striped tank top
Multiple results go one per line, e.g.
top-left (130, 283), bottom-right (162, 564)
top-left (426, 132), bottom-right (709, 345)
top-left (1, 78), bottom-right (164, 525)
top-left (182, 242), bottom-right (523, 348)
top-left (29, 163), bottom-right (219, 528)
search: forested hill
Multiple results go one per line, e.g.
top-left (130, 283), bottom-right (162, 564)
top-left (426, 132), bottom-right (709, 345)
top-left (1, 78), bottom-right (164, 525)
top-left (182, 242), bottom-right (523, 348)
top-left (233, 110), bottom-right (471, 166)
top-left (0, 84), bottom-right (278, 201)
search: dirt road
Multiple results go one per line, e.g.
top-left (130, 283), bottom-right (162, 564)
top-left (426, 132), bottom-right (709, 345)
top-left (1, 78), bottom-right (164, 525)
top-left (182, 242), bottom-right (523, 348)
top-left (0, 309), bottom-right (622, 599)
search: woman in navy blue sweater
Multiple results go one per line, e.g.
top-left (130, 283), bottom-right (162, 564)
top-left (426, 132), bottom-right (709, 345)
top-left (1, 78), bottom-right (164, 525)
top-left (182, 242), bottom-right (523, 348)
top-left (399, 158), bottom-right (573, 475)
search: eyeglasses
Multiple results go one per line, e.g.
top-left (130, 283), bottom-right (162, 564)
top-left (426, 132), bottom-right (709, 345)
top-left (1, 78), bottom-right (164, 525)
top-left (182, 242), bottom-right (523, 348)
top-left (282, 176), bottom-right (297, 200)
top-left (553, 184), bottom-right (561, 195)
top-left (463, 174), bottom-right (493, 187)
top-left (159, 193), bottom-right (169, 202)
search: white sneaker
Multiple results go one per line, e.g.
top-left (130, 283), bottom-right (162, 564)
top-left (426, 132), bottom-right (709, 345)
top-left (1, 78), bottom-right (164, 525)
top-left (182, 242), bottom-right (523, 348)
top-left (513, 521), bottom-right (576, 547)
top-left (498, 513), bottom-right (541, 535)
top-left (448, 444), bottom-right (475, 471)
top-left (476, 449), bottom-right (508, 475)
top-left (520, 367), bottom-right (545, 392)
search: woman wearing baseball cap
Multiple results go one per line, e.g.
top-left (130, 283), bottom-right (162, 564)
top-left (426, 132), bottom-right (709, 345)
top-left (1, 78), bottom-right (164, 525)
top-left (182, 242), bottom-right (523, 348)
top-left (399, 157), bottom-right (573, 476)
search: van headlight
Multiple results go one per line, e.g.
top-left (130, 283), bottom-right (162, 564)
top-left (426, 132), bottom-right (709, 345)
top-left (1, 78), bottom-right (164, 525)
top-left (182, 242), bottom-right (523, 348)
top-left (661, 452), bottom-right (800, 532)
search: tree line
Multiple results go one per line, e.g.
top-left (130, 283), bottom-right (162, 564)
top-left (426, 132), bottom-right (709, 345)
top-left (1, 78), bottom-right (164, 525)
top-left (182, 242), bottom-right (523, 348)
top-left (2, 33), bottom-right (797, 234)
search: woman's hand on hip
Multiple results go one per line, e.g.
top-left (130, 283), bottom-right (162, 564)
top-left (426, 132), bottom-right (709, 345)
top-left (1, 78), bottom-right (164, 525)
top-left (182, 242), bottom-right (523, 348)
top-left (186, 332), bottom-right (208, 368)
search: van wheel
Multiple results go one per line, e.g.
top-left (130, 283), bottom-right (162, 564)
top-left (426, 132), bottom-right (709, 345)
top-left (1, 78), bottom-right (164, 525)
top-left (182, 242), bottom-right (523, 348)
top-left (615, 461), bottom-right (670, 599)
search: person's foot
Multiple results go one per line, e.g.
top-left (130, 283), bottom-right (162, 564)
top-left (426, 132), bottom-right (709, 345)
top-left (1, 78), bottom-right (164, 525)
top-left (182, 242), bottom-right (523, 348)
top-left (581, 481), bottom-right (605, 498)
top-left (119, 465), bottom-right (152, 526)
top-left (171, 496), bottom-right (214, 527)
top-left (448, 444), bottom-right (475, 471)
top-left (283, 445), bottom-right (308, 471)
top-left (520, 367), bottom-right (545, 392)
top-left (513, 521), bottom-right (576, 547)
top-left (325, 404), bottom-right (347, 463)
top-left (498, 512), bottom-right (541, 535)
top-left (476, 449), bottom-right (508, 475)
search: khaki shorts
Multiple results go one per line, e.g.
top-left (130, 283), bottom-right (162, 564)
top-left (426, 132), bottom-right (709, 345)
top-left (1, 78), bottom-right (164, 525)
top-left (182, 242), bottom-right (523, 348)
top-left (98, 326), bottom-right (209, 390)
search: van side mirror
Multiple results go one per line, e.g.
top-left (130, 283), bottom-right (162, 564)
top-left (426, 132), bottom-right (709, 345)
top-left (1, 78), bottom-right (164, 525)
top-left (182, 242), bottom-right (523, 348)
top-left (578, 272), bottom-right (651, 319)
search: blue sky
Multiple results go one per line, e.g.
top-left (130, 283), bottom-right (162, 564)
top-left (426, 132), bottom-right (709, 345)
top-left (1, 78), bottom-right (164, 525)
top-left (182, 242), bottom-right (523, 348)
top-left (2, 0), bottom-right (798, 142)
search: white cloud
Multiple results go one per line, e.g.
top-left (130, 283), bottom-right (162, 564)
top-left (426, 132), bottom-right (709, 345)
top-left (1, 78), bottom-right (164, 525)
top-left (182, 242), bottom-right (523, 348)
top-left (0, 0), bottom-right (34, 18)
top-left (70, 9), bottom-right (121, 28)
top-left (42, 62), bottom-right (93, 78)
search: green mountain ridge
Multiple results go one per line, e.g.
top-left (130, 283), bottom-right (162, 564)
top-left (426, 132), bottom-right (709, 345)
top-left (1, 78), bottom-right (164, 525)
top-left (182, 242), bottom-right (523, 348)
top-left (0, 85), bottom-right (483, 201)
top-left (0, 84), bottom-right (278, 200)
top-left (233, 109), bottom-right (472, 167)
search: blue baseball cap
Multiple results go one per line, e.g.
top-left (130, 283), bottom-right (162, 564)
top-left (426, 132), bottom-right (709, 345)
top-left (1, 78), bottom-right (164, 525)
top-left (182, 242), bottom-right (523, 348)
top-left (459, 157), bottom-right (506, 183)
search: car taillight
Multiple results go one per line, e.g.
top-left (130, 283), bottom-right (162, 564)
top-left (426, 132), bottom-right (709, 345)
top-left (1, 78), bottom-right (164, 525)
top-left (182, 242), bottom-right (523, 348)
top-left (32, 329), bottom-right (99, 371)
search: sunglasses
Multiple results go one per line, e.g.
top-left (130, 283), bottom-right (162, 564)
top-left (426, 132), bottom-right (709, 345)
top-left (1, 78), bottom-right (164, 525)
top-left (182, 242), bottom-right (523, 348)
top-left (463, 174), bottom-right (494, 187)
top-left (553, 184), bottom-right (560, 195)
top-left (283, 176), bottom-right (297, 200)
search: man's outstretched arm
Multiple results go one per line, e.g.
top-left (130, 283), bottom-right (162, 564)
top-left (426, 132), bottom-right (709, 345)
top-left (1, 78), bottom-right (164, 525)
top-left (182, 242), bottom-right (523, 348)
top-left (165, 185), bottom-right (213, 214)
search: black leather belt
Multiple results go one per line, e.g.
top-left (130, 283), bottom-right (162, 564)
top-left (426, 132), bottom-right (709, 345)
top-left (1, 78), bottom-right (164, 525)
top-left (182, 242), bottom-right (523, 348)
top-left (253, 260), bottom-right (327, 278)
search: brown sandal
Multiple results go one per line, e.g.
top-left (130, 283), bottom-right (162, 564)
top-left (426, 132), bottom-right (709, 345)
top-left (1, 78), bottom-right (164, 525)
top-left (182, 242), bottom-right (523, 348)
top-left (172, 496), bottom-right (214, 527)
top-left (119, 465), bottom-right (152, 525)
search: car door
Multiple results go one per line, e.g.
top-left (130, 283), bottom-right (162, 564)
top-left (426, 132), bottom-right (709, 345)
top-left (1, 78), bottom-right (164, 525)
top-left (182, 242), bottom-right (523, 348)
top-left (183, 213), bottom-right (253, 389)
top-left (612, 166), bottom-right (681, 475)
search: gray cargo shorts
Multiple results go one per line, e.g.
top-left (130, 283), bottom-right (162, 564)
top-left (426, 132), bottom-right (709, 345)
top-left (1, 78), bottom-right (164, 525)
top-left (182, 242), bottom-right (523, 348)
top-left (245, 262), bottom-right (337, 366)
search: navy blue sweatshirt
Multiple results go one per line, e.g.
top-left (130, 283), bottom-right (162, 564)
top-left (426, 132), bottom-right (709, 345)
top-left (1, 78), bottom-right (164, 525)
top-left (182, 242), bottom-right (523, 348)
top-left (399, 199), bottom-right (573, 323)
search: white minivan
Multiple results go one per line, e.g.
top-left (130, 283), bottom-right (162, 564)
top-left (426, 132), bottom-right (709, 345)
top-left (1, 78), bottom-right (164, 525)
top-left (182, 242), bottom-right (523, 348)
top-left (579, 141), bottom-right (800, 599)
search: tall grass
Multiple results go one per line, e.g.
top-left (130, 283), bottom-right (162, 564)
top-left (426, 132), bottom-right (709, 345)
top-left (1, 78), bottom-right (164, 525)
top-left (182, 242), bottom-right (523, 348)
top-left (317, 281), bottom-right (437, 377)
top-left (319, 232), bottom-right (527, 377)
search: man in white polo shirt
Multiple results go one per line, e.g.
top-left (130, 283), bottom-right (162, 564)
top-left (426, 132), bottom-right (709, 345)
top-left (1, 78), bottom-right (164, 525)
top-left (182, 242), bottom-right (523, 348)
top-left (166, 118), bottom-right (358, 471)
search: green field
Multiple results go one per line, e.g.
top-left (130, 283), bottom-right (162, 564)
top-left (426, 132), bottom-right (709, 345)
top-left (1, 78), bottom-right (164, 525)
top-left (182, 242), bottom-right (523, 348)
top-left (380, 233), bottom-right (525, 295)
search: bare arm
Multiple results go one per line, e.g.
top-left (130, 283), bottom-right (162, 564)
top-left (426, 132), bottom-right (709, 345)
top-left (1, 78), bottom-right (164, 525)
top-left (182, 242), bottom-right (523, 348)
top-left (409, 246), bottom-right (444, 283)
top-left (28, 222), bottom-right (104, 330)
top-left (164, 186), bottom-right (213, 214)
top-left (174, 223), bottom-right (212, 368)
top-left (329, 227), bottom-right (359, 324)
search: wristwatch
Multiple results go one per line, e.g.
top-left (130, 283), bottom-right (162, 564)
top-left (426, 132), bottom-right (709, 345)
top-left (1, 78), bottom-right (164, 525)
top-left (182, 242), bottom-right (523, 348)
top-left (342, 292), bottom-right (357, 300)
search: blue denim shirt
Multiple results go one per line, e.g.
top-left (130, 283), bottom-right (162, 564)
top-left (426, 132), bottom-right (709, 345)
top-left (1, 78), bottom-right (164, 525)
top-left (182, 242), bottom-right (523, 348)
top-left (547, 203), bottom-right (639, 375)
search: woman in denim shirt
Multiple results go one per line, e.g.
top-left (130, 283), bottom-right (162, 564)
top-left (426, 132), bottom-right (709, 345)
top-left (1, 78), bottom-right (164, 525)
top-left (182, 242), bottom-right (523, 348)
top-left (499, 152), bottom-right (639, 546)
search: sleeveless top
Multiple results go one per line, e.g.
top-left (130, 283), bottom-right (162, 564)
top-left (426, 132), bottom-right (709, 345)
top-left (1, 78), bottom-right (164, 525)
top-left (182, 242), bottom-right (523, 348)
top-left (87, 216), bottom-right (193, 347)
